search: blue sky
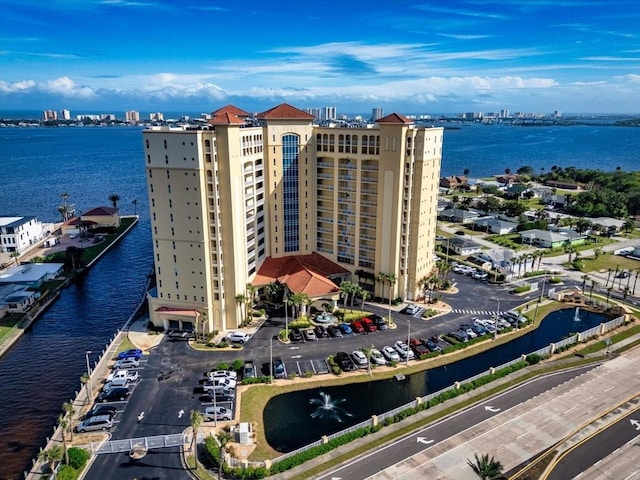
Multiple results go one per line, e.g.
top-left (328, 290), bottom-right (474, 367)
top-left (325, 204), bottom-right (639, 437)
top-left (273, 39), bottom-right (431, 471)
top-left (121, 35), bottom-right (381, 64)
top-left (1, 0), bottom-right (639, 115)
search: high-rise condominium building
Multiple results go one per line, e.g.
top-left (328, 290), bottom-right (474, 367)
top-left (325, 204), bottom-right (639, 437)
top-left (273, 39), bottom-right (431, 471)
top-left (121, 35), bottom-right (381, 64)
top-left (143, 103), bottom-right (443, 334)
top-left (372, 108), bottom-right (384, 121)
top-left (126, 110), bottom-right (141, 123)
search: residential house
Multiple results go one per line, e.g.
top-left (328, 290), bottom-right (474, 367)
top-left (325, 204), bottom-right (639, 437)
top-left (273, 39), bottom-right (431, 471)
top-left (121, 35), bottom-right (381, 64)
top-left (545, 180), bottom-right (585, 190)
top-left (438, 208), bottom-right (482, 224)
top-left (519, 229), bottom-right (586, 248)
top-left (0, 216), bottom-right (44, 254)
top-left (587, 217), bottom-right (626, 234)
top-left (472, 217), bottom-right (519, 235)
top-left (439, 175), bottom-right (468, 189)
top-left (447, 237), bottom-right (483, 256)
top-left (0, 284), bottom-right (39, 314)
top-left (80, 206), bottom-right (120, 230)
top-left (542, 194), bottom-right (571, 209)
top-left (504, 184), bottom-right (529, 199)
top-left (495, 174), bottom-right (520, 185)
top-left (0, 263), bottom-right (64, 288)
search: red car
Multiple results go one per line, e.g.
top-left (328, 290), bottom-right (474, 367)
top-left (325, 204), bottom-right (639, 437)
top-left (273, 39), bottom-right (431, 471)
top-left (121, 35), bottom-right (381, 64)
top-left (360, 317), bottom-right (378, 333)
top-left (409, 338), bottom-right (429, 356)
top-left (351, 321), bottom-right (365, 333)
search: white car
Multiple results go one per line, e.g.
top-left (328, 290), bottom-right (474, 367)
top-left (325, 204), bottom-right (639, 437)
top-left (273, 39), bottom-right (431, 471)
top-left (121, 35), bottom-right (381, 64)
top-left (207, 370), bottom-right (238, 381)
top-left (226, 331), bottom-right (251, 343)
top-left (112, 358), bottom-right (139, 369)
top-left (204, 406), bottom-right (232, 421)
top-left (382, 345), bottom-right (400, 362)
top-left (405, 304), bottom-right (419, 315)
top-left (351, 350), bottom-right (368, 368)
top-left (106, 369), bottom-right (139, 383)
top-left (394, 340), bottom-right (415, 360)
top-left (369, 348), bottom-right (386, 366)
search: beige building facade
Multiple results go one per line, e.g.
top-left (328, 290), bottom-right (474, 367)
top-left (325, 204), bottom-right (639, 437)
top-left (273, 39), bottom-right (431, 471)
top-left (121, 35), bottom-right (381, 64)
top-left (143, 103), bottom-right (442, 334)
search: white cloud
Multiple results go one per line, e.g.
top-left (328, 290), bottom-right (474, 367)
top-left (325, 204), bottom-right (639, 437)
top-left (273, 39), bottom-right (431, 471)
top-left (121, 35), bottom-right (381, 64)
top-left (42, 77), bottom-right (96, 98)
top-left (0, 79), bottom-right (36, 93)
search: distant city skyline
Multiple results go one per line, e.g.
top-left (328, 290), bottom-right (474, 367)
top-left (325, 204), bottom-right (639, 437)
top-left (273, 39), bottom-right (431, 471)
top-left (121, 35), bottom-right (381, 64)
top-left (1, 0), bottom-right (639, 114)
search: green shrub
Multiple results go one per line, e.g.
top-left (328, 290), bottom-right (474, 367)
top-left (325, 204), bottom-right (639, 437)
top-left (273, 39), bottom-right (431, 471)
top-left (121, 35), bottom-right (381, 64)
top-left (56, 465), bottom-right (78, 480)
top-left (67, 447), bottom-right (90, 470)
top-left (513, 285), bottom-right (531, 293)
top-left (290, 318), bottom-right (312, 329)
top-left (526, 353), bottom-right (543, 365)
top-left (215, 362), bottom-right (230, 370)
top-left (232, 359), bottom-right (244, 371)
top-left (216, 342), bottom-right (229, 348)
top-left (549, 276), bottom-right (562, 284)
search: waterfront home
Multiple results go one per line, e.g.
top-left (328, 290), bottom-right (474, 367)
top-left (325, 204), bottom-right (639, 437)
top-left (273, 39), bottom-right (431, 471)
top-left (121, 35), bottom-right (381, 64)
top-left (519, 229), bottom-right (586, 248)
top-left (439, 175), bottom-right (468, 190)
top-left (0, 263), bottom-right (64, 288)
top-left (0, 284), bottom-right (38, 315)
top-left (0, 216), bottom-right (44, 254)
top-left (62, 206), bottom-right (120, 236)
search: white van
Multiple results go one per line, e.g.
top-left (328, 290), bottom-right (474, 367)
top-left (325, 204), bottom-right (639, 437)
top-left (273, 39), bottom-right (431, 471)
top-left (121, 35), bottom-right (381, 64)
top-left (44, 238), bottom-right (60, 248)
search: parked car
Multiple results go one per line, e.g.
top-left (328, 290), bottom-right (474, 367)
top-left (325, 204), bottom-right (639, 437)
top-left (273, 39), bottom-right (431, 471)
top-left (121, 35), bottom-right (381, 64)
top-left (350, 321), bottom-right (365, 334)
top-left (394, 340), bottom-right (415, 360)
top-left (314, 325), bottom-right (329, 338)
top-left (227, 331), bottom-right (251, 343)
top-left (243, 360), bottom-right (256, 379)
top-left (116, 348), bottom-right (143, 360)
top-left (328, 325), bottom-right (343, 338)
top-left (382, 345), bottom-right (401, 362)
top-left (454, 230), bottom-right (465, 235)
top-left (112, 358), bottom-right (140, 370)
top-left (106, 369), bottom-right (139, 384)
top-left (204, 406), bottom-right (232, 421)
top-left (468, 323), bottom-right (487, 336)
top-left (204, 377), bottom-right (236, 392)
top-left (75, 414), bottom-right (113, 433)
top-left (368, 314), bottom-right (388, 330)
top-left (167, 329), bottom-right (191, 341)
top-left (459, 325), bottom-right (477, 338)
top-left (338, 323), bottom-right (353, 335)
top-left (302, 328), bottom-right (317, 341)
top-left (208, 388), bottom-right (235, 402)
top-left (360, 317), bottom-right (378, 332)
top-left (369, 348), bottom-right (386, 365)
top-left (102, 377), bottom-right (130, 392)
top-left (351, 350), bottom-right (368, 368)
top-left (289, 328), bottom-right (303, 342)
top-left (84, 404), bottom-right (117, 420)
top-left (98, 386), bottom-right (130, 403)
top-left (335, 352), bottom-right (356, 372)
top-left (472, 271), bottom-right (489, 280)
top-left (421, 338), bottom-right (441, 352)
top-left (449, 330), bottom-right (469, 342)
top-left (409, 338), bottom-right (429, 356)
top-left (273, 357), bottom-right (286, 378)
top-left (207, 370), bottom-right (238, 381)
top-left (404, 304), bottom-right (419, 315)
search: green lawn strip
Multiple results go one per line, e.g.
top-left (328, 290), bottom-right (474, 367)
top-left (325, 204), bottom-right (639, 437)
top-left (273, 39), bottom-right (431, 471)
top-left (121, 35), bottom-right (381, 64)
top-left (286, 358), bottom-right (598, 480)
top-left (116, 337), bottom-right (137, 357)
top-left (186, 455), bottom-right (216, 480)
top-left (576, 324), bottom-right (640, 355)
top-left (0, 316), bottom-right (21, 342)
top-left (577, 252), bottom-right (640, 273)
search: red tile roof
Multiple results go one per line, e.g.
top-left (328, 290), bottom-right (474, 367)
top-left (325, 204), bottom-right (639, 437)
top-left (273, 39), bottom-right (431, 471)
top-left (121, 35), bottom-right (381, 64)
top-left (211, 105), bottom-right (250, 118)
top-left (82, 206), bottom-right (118, 216)
top-left (253, 252), bottom-right (348, 297)
top-left (376, 113), bottom-right (413, 124)
top-left (208, 112), bottom-right (245, 125)
top-left (257, 103), bottom-right (315, 120)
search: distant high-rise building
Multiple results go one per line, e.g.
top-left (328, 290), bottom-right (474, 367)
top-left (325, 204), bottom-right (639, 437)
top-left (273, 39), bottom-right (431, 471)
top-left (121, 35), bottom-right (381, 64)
top-left (150, 112), bottom-right (164, 121)
top-left (126, 110), bottom-right (140, 123)
top-left (322, 107), bottom-right (336, 121)
top-left (500, 109), bottom-right (510, 118)
top-left (60, 109), bottom-right (71, 120)
top-left (554, 110), bottom-right (562, 119)
top-left (305, 108), bottom-right (321, 120)
top-left (142, 103), bottom-right (443, 334)
top-left (372, 108), bottom-right (384, 121)
top-left (43, 110), bottom-right (57, 121)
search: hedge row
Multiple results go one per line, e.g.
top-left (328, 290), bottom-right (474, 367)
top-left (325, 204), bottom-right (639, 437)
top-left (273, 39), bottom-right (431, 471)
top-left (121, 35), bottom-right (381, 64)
top-left (55, 448), bottom-right (90, 480)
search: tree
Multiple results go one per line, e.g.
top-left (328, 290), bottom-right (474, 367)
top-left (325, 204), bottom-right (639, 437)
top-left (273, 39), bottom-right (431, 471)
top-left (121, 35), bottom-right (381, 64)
top-left (62, 401), bottom-right (75, 442)
top-left (58, 414), bottom-right (70, 466)
top-left (190, 409), bottom-right (204, 469)
top-left (504, 168), bottom-right (511, 175)
top-left (386, 273), bottom-right (397, 322)
top-left (375, 272), bottom-right (387, 302)
top-left (235, 293), bottom-right (247, 324)
top-left (245, 283), bottom-right (256, 317)
top-left (358, 287), bottom-right (370, 309)
top-left (265, 281), bottom-right (284, 304)
top-left (39, 445), bottom-right (64, 473)
top-left (624, 217), bottom-right (635, 235)
top-left (216, 430), bottom-right (233, 480)
top-left (339, 280), bottom-right (358, 311)
top-left (463, 168), bottom-right (470, 176)
top-left (589, 279), bottom-right (598, 299)
top-left (575, 218), bottom-right (593, 234)
top-left (195, 310), bottom-right (208, 343)
top-left (108, 193), bottom-right (120, 209)
top-left (516, 165), bottom-right (534, 176)
top-left (80, 373), bottom-right (91, 404)
top-left (467, 453), bottom-right (504, 480)
top-left (9, 251), bottom-right (20, 266)
top-left (58, 192), bottom-right (75, 222)
top-left (581, 274), bottom-right (590, 292)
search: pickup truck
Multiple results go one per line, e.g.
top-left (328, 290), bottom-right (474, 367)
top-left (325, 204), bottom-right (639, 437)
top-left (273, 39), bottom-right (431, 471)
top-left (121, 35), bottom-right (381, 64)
top-left (106, 369), bottom-right (139, 384)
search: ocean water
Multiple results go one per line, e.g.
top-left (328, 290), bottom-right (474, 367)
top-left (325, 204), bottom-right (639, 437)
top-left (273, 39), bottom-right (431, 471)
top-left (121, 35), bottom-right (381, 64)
top-left (0, 123), bottom-right (637, 478)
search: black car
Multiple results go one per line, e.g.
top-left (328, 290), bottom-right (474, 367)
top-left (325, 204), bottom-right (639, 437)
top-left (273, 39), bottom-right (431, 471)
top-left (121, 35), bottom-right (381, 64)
top-left (422, 338), bottom-right (442, 352)
top-left (289, 328), bottom-right (303, 342)
top-left (209, 390), bottom-right (235, 402)
top-left (327, 325), bottom-right (343, 338)
top-left (84, 404), bottom-right (117, 420)
top-left (368, 314), bottom-right (388, 330)
top-left (98, 386), bottom-right (130, 403)
top-left (314, 325), bottom-right (329, 338)
top-left (335, 352), bottom-right (356, 372)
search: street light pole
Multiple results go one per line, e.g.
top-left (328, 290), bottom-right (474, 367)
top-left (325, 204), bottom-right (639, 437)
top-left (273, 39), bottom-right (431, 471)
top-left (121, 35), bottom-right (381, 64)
top-left (406, 320), bottom-right (411, 366)
top-left (269, 336), bottom-right (273, 384)
top-left (85, 350), bottom-right (92, 401)
top-left (494, 300), bottom-right (500, 340)
top-left (284, 294), bottom-right (289, 337)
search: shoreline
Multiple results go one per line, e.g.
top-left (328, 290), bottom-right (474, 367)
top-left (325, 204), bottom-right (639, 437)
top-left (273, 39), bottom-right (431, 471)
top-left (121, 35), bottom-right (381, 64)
top-left (0, 215), bottom-right (139, 359)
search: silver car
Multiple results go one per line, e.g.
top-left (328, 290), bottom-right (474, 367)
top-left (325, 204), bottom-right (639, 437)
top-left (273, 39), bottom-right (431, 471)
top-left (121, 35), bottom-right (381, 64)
top-left (75, 414), bottom-right (113, 433)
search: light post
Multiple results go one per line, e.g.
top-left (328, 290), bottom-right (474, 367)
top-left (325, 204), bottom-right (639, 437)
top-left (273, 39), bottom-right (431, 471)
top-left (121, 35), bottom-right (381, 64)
top-left (284, 293), bottom-right (289, 337)
top-left (85, 350), bottom-right (92, 401)
top-left (269, 336), bottom-right (273, 384)
top-left (532, 276), bottom-right (547, 325)
top-left (406, 320), bottom-right (411, 366)
top-left (494, 300), bottom-right (500, 340)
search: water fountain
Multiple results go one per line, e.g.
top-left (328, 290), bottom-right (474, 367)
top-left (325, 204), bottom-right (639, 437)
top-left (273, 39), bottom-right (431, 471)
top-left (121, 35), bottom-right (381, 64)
top-left (309, 392), bottom-right (353, 423)
top-left (574, 307), bottom-right (581, 321)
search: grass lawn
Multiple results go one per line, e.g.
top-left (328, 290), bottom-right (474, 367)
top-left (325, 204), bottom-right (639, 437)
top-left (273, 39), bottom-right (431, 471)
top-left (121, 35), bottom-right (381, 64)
top-left (0, 315), bottom-right (22, 343)
top-left (578, 252), bottom-right (640, 274)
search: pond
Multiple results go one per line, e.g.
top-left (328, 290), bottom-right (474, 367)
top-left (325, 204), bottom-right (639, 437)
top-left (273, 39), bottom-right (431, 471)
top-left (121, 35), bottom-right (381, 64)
top-left (264, 307), bottom-right (609, 452)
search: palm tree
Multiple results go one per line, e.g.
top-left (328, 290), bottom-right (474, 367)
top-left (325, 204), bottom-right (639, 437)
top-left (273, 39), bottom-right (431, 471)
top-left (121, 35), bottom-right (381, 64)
top-left (376, 272), bottom-right (387, 302)
top-left (39, 445), bottom-right (64, 473)
top-left (339, 280), bottom-right (358, 311)
top-left (386, 273), bottom-right (397, 323)
top-left (80, 373), bottom-right (91, 404)
top-left (9, 251), bottom-right (20, 266)
top-left (63, 401), bottom-right (75, 442)
top-left (58, 192), bottom-right (74, 221)
top-left (216, 430), bottom-right (233, 480)
top-left (235, 293), bottom-right (247, 324)
top-left (467, 453), bottom-right (504, 480)
top-left (581, 274), bottom-right (590, 292)
top-left (190, 409), bottom-right (204, 469)
top-left (108, 193), bottom-right (120, 209)
top-left (589, 279), bottom-right (598, 299)
top-left (246, 283), bottom-right (256, 316)
top-left (606, 268), bottom-right (613, 288)
top-left (195, 310), bottom-right (208, 343)
top-left (606, 286), bottom-right (613, 306)
top-left (58, 413), bottom-right (70, 466)
top-left (359, 287), bottom-right (370, 309)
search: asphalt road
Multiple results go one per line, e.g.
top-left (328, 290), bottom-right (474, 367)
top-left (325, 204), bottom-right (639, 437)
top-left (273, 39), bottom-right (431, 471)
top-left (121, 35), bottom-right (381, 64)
top-left (316, 365), bottom-right (598, 480)
top-left (546, 405), bottom-right (640, 480)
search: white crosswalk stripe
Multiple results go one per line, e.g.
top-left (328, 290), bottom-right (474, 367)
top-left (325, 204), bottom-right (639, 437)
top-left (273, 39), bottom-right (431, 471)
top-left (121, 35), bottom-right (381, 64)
top-left (452, 309), bottom-right (498, 316)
